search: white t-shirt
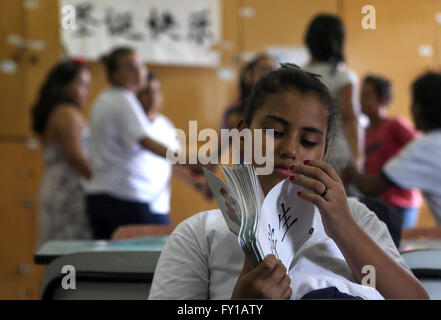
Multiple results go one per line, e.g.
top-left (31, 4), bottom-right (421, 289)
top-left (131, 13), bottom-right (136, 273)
top-left (303, 62), bottom-right (363, 171)
top-left (86, 87), bottom-right (177, 205)
top-left (148, 198), bottom-right (413, 300)
top-left (141, 114), bottom-right (180, 214)
top-left (383, 129), bottom-right (441, 225)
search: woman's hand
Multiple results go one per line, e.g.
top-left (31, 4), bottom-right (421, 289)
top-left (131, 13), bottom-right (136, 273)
top-left (287, 160), bottom-right (357, 241)
top-left (231, 255), bottom-right (292, 299)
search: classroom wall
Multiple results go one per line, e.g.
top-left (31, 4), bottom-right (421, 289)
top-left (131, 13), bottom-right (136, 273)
top-left (1, 0), bottom-right (440, 299)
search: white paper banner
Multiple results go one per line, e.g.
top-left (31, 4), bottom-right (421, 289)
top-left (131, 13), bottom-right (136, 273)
top-left (59, 0), bottom-right (221, 66)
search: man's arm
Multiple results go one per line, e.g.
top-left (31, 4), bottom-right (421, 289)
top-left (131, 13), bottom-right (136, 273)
top-left (139, 136), bottom-right (205, 175)
top-left (139, 136), bottom-right (170, 158)
top-left (344, 164), bottom-right (391, 196)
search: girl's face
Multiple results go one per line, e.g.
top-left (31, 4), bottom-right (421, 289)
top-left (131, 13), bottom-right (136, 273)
top-left (64, 68), bottom-right (91, 108)
top-left (113, 52), bottom-right (147, 92)
top-left (361, 81), bottom-right (382, 117)
top-left (243, 89), bottom-right (328, 195)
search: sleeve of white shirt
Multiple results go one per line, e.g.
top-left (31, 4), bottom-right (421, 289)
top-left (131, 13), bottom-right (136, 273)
top-left (348, 198), bottom-right (413, 274)
top-left (147, 115), bottom-right (181, 154)
top-left (336, 67), bottom-right (359, 90)
top-left (118, 94), bottom-right (151, 148)
top-left (148, 214), bottom-right (210, 300)
top-left (169, 118), bottom-right (181, 153)
top-left (382, 136), bottom-right (434, 191)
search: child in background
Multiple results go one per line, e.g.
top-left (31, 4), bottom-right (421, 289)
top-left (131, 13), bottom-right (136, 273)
top-left (345, 75), bottom-right (422, 229)
top-left (148, 65), bottom-right (427, 300)
top-left (345, 72), bottom-right (441, 227)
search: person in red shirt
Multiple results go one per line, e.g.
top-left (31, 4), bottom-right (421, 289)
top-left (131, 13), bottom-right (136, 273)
top-left (346, 75), bottom-right (422, 229)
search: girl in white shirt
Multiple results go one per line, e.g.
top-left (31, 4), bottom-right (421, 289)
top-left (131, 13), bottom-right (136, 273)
top-left (149, 64), bottom-right (428, 300)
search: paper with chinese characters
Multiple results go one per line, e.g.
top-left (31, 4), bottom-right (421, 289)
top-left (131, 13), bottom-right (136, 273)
top-left (59, 0), bottom-right (220, 66)
top-left (258, 178), bottom-right (315, 269)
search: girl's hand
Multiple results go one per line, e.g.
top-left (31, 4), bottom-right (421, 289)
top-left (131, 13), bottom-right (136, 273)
top-left (231, 255), bottom-right (292, 299)
top-left (287, 160), bottom-right (357, 241)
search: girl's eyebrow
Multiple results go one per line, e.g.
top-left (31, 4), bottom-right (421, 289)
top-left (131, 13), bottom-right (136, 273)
top-left (302, 127), bottom-right (324, 135)
top-left (264, 115), bottom-right (324, 135)
top-left (264, 115), bottom-right (290, 126)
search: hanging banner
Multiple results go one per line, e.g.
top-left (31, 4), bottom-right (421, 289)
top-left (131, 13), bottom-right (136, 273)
top-left (59, 0), bottom-right (221, 66)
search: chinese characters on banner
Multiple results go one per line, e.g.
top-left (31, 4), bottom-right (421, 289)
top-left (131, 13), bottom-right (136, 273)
top-left (59, 0), bottom-right (221, 66)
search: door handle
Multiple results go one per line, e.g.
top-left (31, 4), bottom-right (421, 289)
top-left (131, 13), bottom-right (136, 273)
top-left (7, 34), bottom-right (45, 51)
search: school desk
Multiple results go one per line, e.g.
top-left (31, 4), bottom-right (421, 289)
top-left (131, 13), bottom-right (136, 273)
top-left (400, 245), bottom-right (441, 300)
top-left (34, 237), bottom-right (168, 300)
top-left (400, 239), bottom-right (441, 252)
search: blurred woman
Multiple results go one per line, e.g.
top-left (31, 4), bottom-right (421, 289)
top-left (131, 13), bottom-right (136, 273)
top-left (218, 54), bottom-right (276, 163)
top-left (303, 14), bottom-right (364, 175)
top-left (31, 59), bottom-right (92, 246)
top-left (221, 54), bottom-right (277, 130)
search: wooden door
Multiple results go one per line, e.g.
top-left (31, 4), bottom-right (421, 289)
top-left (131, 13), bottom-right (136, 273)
top-left (0, 0), bottom-right (27, 136)
top-left (0, 0), bottom-right (60, 299)
top-left (0, 142), bottom-right (45, 299)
